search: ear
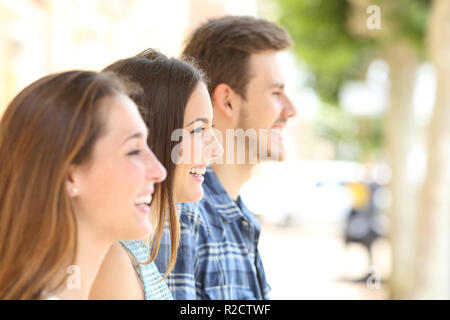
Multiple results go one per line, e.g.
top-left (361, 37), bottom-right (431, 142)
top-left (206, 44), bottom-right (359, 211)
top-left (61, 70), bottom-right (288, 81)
top-left (66, 164), bottom-right (80, 198)
top-left (211, 83), bottom-right (239, 119)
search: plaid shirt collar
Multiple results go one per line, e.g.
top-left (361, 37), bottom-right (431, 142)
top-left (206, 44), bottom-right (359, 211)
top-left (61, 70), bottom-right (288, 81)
top-left (202, 166), bottom-right (246, 223)
top-left (202, 166), bottom-right (262, 234)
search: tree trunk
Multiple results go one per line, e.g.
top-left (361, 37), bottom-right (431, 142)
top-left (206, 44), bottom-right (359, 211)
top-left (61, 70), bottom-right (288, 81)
top-left (385, 42), bottom-right (418, 299)
top-left (413, 0), bottom-right (450, 299)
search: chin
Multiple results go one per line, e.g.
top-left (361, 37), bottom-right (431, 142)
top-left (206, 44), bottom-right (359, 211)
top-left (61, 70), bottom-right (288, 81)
top-left (177, 188), bottom-right (204, 203)
top-left (191, 189), bottom-right (204, 202)
top-left (271, 144), bottom-right (287, 162)
top-left (188, 188), bottom-right (204, 202)
top-left (128, 218), bottom-right (153, 241)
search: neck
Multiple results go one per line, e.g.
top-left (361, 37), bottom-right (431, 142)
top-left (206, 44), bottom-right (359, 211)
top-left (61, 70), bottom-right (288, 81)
top-left (211, 130), bottom-right (257, 200)
top-left (55, 223), bottom-right (111, 300)
top-left (211, 162), bottom-right (255, 201)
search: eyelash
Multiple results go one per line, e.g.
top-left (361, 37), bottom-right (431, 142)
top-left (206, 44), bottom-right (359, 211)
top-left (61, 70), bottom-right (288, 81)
top-left (191, 127), bottom-right (206, 134)
top-left (127, 149), bottom-right (142, 156)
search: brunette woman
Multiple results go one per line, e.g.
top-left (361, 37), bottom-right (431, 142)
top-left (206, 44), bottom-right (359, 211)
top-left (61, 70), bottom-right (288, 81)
top-left (90, 49), bottom-right (222, 299)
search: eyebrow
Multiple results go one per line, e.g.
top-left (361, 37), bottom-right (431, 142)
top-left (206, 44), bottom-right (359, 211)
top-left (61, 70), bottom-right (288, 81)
top-left (269, 83), bottom-right (285, 90)
top-left (184, 118), bottom-right (210, 127)
top-left (121, 131), bottom-right (146, 146)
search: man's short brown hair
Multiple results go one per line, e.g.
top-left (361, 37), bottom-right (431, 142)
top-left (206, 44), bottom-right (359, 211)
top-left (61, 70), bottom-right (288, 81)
top-left (182, 15), bottom-right (292, 99)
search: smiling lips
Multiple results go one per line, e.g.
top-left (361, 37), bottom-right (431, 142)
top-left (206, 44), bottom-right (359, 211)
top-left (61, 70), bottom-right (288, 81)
top-left (189, 166), bottom-right (206, 176)
top-left (271, 122), bottom-right (286, 141)
top-left (134, 192), bottom-right (153, 214)
top-left (189, 166), bottom-right (206, 182)
top-left (135, 166), bottom-right (207, 213)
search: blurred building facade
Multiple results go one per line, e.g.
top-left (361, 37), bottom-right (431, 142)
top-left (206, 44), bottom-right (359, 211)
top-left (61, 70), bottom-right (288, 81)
top-left (0, 0), bottom-right (259, 113)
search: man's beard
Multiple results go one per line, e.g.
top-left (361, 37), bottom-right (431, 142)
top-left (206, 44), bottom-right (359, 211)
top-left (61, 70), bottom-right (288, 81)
top-left (258, 135), bottom-right (286, 162)
top-left (237, 108), bottom-right (287, 163)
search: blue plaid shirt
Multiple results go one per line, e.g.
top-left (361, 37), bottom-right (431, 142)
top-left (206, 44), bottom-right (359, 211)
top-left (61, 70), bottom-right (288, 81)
top-left (154, 167), bottom-right (270, 300)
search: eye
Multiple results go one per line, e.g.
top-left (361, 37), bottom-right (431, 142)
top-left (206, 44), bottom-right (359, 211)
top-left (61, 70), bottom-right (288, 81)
top-left (272, 91), bottom-right (282, 96)
top-left (127, 149), bottom-right (142, 156)
top-left (191, 127), bottom-right (206, 134)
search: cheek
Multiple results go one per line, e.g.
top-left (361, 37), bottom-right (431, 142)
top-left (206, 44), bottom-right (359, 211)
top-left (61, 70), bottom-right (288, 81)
top-left (122, 160), bottom-right (146, 183)
top-left (264, 99), bottom-right (282, 125)
top-left (88, 159), bottom-right (145, 202)
top-left (245, 96), bottom-right (280, 129)
top-left (173, 165), bottom-right (184, 187)
top-left (182, 136), bottom-right (204, 164)
top-left (196, 138), bottom-right (207, 162)
top-left (173, 164), bottom-right (190, 200)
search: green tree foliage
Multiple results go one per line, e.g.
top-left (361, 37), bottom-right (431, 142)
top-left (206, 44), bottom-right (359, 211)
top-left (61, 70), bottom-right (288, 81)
top-left (276, 0), bottom-right (429, 160)
top-left (388, 0), bottom-right (429, 50)
top-left (277, 0), bottom-right (373, 104)
top-left (277, 0), bottom-right (429, 104)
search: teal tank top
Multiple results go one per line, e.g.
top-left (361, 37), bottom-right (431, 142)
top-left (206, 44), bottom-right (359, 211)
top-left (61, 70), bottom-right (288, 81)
top-left (120, 240), bottom-right (173, 300)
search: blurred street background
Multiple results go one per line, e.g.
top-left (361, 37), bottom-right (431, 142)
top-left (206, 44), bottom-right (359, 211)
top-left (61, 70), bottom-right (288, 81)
top-left (1, 0), bottom-right (449, 299)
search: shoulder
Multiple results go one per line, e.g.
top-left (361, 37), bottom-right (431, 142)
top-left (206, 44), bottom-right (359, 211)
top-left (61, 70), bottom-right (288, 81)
top-left (120, 240), bottom-right (150, 261)
top-left (177, 201), bottom-right (199, 217)
top-left (177, 200), bottom-right (226, 245)
top-left (89, 242), bottom-right (144, 300)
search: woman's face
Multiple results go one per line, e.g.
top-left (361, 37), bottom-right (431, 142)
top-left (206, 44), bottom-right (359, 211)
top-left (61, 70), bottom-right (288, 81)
top-left (173, 82), bottom-right (223, 203)
top-left (68, 93), bottom-right (167, 242)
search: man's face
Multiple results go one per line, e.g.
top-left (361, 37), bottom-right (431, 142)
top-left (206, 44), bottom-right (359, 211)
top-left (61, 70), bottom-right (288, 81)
top-left (236, 50), bottom-right (297, 162)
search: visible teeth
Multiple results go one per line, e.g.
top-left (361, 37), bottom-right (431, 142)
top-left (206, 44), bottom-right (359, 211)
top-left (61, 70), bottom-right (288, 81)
top-left (135, 193), bottom-right (152, 205)
top-left (190, 167), bottom-right (206, 176)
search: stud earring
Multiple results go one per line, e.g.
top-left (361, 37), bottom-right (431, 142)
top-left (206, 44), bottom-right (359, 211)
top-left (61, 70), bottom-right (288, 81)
top-left (72, 187), bottom-right (78, 194)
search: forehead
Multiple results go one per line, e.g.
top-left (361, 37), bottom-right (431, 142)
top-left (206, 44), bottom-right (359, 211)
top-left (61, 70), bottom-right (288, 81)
top-left (247, 50), bottom-right (285, 85)
top-left (99, 93), bottom-right (146, 139)
top-left (183, 82), bottom-right (213, 125)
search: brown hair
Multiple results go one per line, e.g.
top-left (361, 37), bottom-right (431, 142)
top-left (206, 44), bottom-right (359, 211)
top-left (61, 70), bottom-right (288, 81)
top-left (183, 15), bottom-right (292, 99)
top-left (0, 71), bottom-right (125, 299)
top-left (103, 49), bottom-right (205, 278)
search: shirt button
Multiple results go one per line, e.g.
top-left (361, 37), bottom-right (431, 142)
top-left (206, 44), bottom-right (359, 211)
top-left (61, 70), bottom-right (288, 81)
top-left (241, 220), bottom-right (249, 227)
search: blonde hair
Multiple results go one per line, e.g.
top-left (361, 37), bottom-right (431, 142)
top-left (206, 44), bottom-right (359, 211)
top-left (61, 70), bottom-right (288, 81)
top-left (0, 71), bottom-right (124, 299)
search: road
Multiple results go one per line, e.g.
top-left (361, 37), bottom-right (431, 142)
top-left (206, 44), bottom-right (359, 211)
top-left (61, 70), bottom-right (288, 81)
top-left (259, 222), bottom-right (390, 299)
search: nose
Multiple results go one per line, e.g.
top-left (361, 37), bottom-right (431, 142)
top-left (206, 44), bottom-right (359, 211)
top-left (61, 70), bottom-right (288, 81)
top-left (144, 147), bottom-right (167, 183)
top-left (211, 131), bottom-right (224, 160)
top-left (282, 94), bottom-right (297, 119)
top-left (205, 128), bottom-right (223, 161)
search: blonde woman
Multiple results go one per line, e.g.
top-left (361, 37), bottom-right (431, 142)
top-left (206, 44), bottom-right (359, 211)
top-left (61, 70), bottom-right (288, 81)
top-left (0, 71), bottom-right (166, 299)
